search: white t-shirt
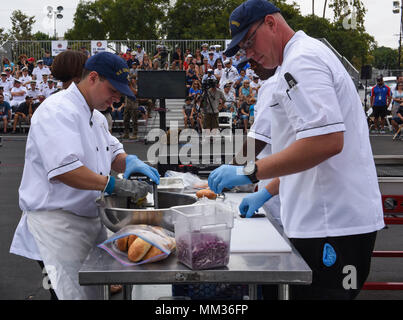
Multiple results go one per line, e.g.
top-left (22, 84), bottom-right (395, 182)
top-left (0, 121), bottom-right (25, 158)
top-left (11, 86), bottom-right (27, 104)
top-left (32, 66), bottom-right (51, 80)
top-left (135, 50), bottom-right (145, 64)
top-left (18, 82), bottom-right (125, 218)
top-left (214, 68), bottom-right (224, 80)
top-left (268, 31), bottom-right (384, 238)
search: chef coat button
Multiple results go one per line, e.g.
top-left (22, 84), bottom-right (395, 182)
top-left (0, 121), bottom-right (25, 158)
top-left (106, 146), bottom-right (109, 151)
top-left (100, 172), bottom-right (103, 175)
top-left (96, 147), bottom-right (99, 151)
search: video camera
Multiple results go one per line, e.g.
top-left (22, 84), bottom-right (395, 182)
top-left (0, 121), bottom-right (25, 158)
top-left (202, 78), bottom-right (217, 91)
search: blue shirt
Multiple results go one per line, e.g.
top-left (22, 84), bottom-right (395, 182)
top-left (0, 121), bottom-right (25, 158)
top-left (0, 101), bottom-right (11, 116)
top-left (249, 104), bottom-right (255, 117)
top-left (371, 85), bottom-right (391, 107)
top-left (43, 57), bottom-right (53, 67)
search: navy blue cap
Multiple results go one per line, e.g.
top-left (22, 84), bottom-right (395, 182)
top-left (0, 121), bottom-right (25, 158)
top-left (84, 51), bottom-right (134, 98)
top-left (224, 0), bottom-right (280, 57)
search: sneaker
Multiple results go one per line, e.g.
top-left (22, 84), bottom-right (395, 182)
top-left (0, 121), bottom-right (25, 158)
top-left (380, 129), bottom-right (386, 134)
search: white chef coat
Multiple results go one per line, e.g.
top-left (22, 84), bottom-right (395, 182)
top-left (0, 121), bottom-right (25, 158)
top-left (248, 70), bottom-right (281, 225)
top-left (10, 82), bottom-right (125, 261)
top-left (269, 31), bottom-right (384, 238)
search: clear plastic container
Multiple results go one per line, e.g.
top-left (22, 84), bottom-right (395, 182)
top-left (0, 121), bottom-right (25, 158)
top-left (172, 202), bottom-right (234, 270)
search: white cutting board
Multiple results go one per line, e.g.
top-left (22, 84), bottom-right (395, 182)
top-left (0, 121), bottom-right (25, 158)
top-left (230, 218), bottom-right (291, 253)
top-left (223, 193), bottom-right (291, 253)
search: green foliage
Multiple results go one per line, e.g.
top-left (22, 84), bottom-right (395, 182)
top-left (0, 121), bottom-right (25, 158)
top-left (64, 0), bottom-right (170, 40)
top-left (9, 10), bottom-right (36, 40)
top-left (372, 46), bottom-right (400, 70)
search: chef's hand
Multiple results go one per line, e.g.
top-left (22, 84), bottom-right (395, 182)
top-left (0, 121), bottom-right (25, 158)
top-left (104, 176), bottom-right (152, 200)
top-left (208, 165), bottom-right (252, 194)
top-left (239, 189), bottom-right (272, 218)
top-left (123, 155), bottom-right (160, 184)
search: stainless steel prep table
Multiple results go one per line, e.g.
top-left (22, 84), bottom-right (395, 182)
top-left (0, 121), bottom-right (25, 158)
top-left (79, 203), bottom-right (312, 300)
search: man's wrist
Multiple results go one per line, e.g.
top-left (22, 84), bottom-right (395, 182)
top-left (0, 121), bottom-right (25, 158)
top-left (104, 175), bottom-right (116, 194)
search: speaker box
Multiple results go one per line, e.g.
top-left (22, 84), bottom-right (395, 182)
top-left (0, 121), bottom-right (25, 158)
top-left (361, 65), bottom-right (372, 80)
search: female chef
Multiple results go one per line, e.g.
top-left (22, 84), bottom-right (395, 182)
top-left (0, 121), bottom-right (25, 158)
top-left (10, 52), bottom-right (159, 300)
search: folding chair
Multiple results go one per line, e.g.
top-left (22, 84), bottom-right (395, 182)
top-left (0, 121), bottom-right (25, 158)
top-left (218, 112), bottom-right (233, 142)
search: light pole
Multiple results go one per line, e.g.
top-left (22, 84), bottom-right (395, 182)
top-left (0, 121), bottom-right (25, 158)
top-left (47, 6), bottom-right (64, 39)
top-left (393, 1), bottom-right (402, 69)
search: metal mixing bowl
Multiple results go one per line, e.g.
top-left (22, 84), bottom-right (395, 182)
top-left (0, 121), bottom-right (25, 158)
top-left (96, 191), bottom-right (198, 232)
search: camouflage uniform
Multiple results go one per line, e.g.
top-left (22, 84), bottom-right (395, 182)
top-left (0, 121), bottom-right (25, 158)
top-left (123, 96), bottom-right (139, 138)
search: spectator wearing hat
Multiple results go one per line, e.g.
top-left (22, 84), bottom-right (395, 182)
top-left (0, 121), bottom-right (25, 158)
top-left (232, 52), bottom-right (243, 69)
top-left (183, 54), bottom-right (193, 71)
top-left (207, 51), bottom-right (217, 68)
top-left (10, 79), bottom-right (27, 111)
top-left (219, 59), bottom-right (239, 90)
top-left (32, 60), bottom-right (51, 81)
top-left (43, 80), bottom-right (57, 98)
top-left (20, 67), bottom-right (32, 87)
top-left (213, 60), bottom-right (224, 84)
top-left (0, 92), bottom-right (12, 133)
top-left (43, 50), bottom-right (54, 67)
top-left (250, 74), bottom-right (261, 96)
top-left (27, 58), bottom-right (35, 76)
top-left (202, 68), bottom-right (217, 85)
top-left (214, 45), bottom-right (223, 60)
top-left (222, 82), bottom-right (237, 112)
top-left (11, 95), bottom-right (33, 133)
top-left (127, 50), bottom-right (140, 70)
top-left (4, 67), bottom-right (15, 85)
top-left (38, 74), bottom-right (50, 93)
top-left (134, 45), bottom-right (145, 65)
top-left (0, 72), bottom-right (12, 94)
top-left (201, 43), bottom-right (210, 59)
top-left (27, 81), bottom-right (42, 103)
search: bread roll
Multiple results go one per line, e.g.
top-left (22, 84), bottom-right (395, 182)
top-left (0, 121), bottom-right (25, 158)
top-left (128, 237), bottom-right (152, 262)
top-left (143, 246), bottom-right (164, 260)
top-left (128, 235), bottom-right (137, 247)
top-left (116, 236), bottom-right (129, 252)
top-left (196, 188), bottom-right (217, 200)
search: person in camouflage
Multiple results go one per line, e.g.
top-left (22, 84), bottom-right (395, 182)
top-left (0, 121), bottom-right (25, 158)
top-left (122, 76), bottom-right (140, 139)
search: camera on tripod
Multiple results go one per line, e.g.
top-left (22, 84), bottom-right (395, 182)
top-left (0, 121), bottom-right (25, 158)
top-left (202, 78), bottom-right (217, 91)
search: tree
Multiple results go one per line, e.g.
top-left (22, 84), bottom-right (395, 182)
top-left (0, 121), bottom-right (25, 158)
top-left (65, 0), bottom-right (169, 40)
top-left (0, 27), bottom-right (10, 45)
top-left (328, 0), bottom-right (367, 31)
top-left (372, 46), bottom-right (399, 70)
top-left (9, 10), bottom-right (36, 40)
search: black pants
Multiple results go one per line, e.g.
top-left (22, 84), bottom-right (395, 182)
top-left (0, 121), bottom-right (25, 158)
top-left (262, 231), bottom-right (377, 300)
top-left (37, 261), bottom-right (58, 300)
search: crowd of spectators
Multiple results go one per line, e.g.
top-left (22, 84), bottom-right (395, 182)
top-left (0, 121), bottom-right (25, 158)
top-left (1, 42), bottom-right (261, 136)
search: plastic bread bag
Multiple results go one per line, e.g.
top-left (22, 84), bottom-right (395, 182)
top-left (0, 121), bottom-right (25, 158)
top-left (98, 225), bottom-right (176, 266)
top-left (164, 170), bottom-right (208, 190)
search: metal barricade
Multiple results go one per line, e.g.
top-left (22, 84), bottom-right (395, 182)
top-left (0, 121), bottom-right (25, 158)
top-left (363, 195), bottom-right (403, 291)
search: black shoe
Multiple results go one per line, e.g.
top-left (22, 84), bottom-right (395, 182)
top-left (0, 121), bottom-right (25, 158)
top-left (11, 131), bottom-right (16, 134)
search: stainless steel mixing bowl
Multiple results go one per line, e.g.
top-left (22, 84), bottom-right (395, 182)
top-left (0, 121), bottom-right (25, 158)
top-left (96, 191), bottom-right (198, 232)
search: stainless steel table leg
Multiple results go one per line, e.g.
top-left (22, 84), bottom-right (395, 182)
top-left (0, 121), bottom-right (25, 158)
top-left (278, 284), bottom-right (290, 300)
top-left (123, 285), bottom-right (132, 300)
top-left (103, 285), bottom-right (111, 300)
top-left (248, 284), bottom-right (258, 300)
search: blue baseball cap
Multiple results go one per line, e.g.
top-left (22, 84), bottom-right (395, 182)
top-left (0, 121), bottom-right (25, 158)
top-left (224, 0), bottom-right (280, 57)
top-left (84, 51), bottom-right (135, 98)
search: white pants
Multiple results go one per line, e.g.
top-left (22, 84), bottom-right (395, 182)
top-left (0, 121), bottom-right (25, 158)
top-left (26, 209), bottom-right (107, 300)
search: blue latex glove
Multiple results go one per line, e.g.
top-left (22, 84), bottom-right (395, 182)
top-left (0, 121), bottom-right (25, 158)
top-left (239, 188), bottom-right (272, 218)
top-left (123, 155), bottom-right (160, 184)
top-left (208, 165), bottom-right (252, 194)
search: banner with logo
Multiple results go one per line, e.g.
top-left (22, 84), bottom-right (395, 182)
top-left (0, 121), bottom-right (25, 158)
top-left (51, 40), bottom-right (68, 56)
top-left (91, 41), bottom-right (108, 55)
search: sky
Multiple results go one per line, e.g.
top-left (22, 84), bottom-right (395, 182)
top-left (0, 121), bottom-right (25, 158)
top-left (0, 0), bottom-right (401, 49)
